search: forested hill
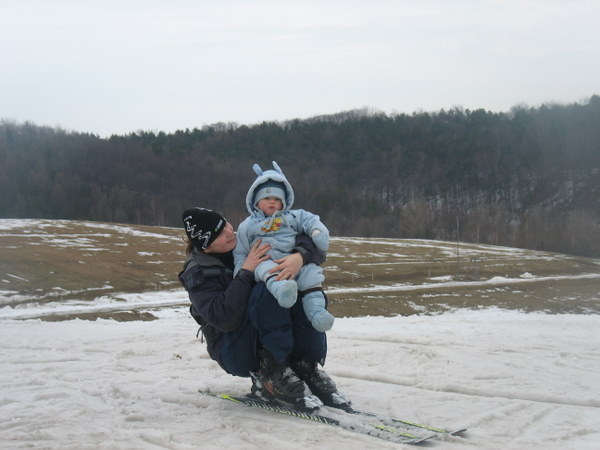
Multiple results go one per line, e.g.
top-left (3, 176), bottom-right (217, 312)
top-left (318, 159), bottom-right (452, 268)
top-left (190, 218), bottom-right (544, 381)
top-left (1, 96), bottom-right (599, 256)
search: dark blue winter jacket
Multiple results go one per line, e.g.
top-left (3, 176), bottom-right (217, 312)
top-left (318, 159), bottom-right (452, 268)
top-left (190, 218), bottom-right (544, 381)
top-left (178, 234), bottom-right (325, 363)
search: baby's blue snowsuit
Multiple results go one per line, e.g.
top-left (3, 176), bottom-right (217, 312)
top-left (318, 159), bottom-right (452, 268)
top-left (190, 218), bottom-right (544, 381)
top-left (233, 162), bottom-right (334, 332)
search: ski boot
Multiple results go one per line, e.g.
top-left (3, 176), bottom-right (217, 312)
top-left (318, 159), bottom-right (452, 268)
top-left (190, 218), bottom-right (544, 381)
top-left (291, 360), bottom-right (352, 410)
top-left (249, 371), bottom-right (264, 399)
top-left (257, 350), bottom-right (323, 412)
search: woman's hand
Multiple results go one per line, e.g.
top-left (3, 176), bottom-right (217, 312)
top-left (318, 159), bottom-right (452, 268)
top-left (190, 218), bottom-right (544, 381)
top-left (270, 253), bottom-right (303, 280)
top-left (241, 240), bottom-right (271, 272)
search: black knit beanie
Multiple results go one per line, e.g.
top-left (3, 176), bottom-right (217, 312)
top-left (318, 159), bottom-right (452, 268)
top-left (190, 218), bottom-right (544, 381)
top-left (182, 207), bottom-right (226, 250)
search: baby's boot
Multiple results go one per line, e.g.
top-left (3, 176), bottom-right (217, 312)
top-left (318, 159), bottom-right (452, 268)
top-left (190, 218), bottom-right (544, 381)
top-left (267, 278), bottom-right (298, 308)
top-left (302, 291), bottom-right (334, 332)
top-left (309, 309), bottom-right (334, 332)
top-left (310, 229), bottom-right (329, 251)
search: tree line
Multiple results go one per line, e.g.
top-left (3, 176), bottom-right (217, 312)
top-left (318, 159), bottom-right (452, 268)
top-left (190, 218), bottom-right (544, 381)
top-left (1, 96), bottom-right (599, 257)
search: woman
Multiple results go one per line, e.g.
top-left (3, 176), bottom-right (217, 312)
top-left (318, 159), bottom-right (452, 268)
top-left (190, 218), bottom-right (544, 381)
top-left (178, 207), bottom-right (350, 412)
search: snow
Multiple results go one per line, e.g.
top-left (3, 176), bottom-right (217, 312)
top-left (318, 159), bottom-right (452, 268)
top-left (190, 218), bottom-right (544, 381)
top-left (2, 299), bottom-right (599, 449)
top-left (5, 272), bottom-right (600, 319)
top-left (328, 272), bottom-right (600, 295)
top-left (2, 219), bottom-right (600, 448)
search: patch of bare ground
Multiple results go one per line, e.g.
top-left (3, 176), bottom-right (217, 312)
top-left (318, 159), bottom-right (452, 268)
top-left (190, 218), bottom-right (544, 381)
top-left (1, 220), bottom-right (599, 320)
top-left (0, 220), bottom-right (185, 305)
top-left (325, 237), bottom-right (600, 316)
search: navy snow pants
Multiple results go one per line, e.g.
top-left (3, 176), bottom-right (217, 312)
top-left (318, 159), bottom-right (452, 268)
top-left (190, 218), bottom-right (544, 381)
top-left (219, 282), bottom-right (327, 377)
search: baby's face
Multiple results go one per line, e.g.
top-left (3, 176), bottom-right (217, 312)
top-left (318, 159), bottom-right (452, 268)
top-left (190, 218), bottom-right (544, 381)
top-left (257, 197), bottom-right (283, 216)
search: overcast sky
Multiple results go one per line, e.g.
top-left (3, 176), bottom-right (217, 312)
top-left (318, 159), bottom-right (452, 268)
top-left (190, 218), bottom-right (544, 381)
top-left (1, 0), bottom-right (599, 136)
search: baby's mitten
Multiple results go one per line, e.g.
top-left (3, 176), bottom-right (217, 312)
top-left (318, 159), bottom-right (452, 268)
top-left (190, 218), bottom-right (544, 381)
top-left (311, 229), bottom-right (329, 251)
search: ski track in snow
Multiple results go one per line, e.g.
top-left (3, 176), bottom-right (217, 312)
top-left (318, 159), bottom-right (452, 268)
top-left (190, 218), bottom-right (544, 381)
top-left (1, 307), bottom-right (600, 449)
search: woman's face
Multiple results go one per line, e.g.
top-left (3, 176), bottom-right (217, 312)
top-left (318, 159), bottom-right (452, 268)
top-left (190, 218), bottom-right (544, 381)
top-left (205, 222), bottom-right (236, 253)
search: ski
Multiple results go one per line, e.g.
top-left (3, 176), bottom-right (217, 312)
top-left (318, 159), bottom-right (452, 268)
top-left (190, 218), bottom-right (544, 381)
top-left (340, 405), bottom-right (467, 437)
top-left (200, 390), bottom-right (435, 445)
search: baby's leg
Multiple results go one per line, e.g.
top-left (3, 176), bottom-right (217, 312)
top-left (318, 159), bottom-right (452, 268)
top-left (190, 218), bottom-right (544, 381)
top-left (295, 264), bottom-right (324, 292)
top-left (296, 265), bottom-right (333, 331)
top-left (254, 259), bottom-right (280, 283)
top-left (255, 260), bottom-right (297, 308)
top-left (302, 290), bottom-right (334, 332)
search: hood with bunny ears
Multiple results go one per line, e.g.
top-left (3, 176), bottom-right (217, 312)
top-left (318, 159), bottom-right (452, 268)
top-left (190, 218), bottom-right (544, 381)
top-left (245, 161), bottom-right (295, 214)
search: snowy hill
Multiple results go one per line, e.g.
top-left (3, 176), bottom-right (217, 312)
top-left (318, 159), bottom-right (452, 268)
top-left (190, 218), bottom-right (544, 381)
top-left (2, 219), bottom-right (599, 320)
top-left (1, 219), bottom-right (599, 449)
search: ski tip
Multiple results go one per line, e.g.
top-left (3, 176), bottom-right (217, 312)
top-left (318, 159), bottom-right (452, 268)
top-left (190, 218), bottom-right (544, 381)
top-left (450, 427), bottom-right (468, 436)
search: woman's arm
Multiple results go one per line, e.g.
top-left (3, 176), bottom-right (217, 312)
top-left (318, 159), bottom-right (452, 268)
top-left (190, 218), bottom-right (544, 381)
top-left (269, 233), bottom-right (326, 280)
top-left (241, 239), bottom-right (271, 272)
top-left (270, 253), bottom-right (303, 280)
top-left (293, 233), bottom-right (326, 266)
top-left (181, 267), bottom-right (254, 332)
top-left (180, 243), bottom-right (270, 332)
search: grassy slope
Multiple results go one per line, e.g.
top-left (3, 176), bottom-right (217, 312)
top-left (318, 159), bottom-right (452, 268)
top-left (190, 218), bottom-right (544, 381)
top-left (1, 219), bottom-right (599, 319)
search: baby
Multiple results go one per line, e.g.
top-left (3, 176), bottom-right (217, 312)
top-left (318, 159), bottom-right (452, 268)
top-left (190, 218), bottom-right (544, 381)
top-left (233, 161), bottom-right (334, 332)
